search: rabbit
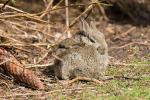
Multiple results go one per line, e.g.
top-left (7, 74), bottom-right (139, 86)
top-left (53, 19), bottom-right (109, 80)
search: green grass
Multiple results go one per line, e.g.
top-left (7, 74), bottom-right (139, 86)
top-left (12, 58), bottom-right (149, 100)
top-left (49, 59), bottom-right (150, 100)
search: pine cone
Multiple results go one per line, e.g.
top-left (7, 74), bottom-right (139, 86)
top-left (0, 48), bottom-right (44, 89)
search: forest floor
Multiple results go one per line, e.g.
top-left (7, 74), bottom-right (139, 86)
top-left (0, 1), bottom-right (150, 100)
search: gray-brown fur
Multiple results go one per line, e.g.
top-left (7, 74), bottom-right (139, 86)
top-left (53, 19), bottom-right (109, 80)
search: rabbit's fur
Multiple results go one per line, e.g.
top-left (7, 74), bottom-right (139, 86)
top-left (53, 20), bottom-right (109, 80)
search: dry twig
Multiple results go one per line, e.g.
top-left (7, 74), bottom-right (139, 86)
top-left (65, 76), bottom-right (104, 85)
top-left (109, 62), bottom-right (150, 67)
top-left (110, 41), bottom-right (150, 51)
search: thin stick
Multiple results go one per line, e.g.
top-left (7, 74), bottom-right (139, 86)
top-left (0, 43), bottom-right (49, 47)
top-left (66, 76), bottom-right (103, 85)
top-left (69, 5), bottom-right (93, 28)
top-left (110, 42), bottom-right (150, 51)
top-left (0, 3), bottom-right (46, 23)
top-left (65, 0), bottom-right (71, 37)
top-left (0, 87), bottom-right (96, 98)
top-left (56, 4), bottom-right (93, 44)
top-left (40, 0), bottom-right (53, 18)
top-left (37, 2), bottom-right (110, 15)
top-left (40, 0), bottom-right (63, 18)
top-left (25, 63), bottom-right (53, 68)
top-left (1, 0), bottom-right (11, 10)
top-left (0, 4), bottom-right (27, 13)
top-left (0, 13), bottom-right (47, 23)
top-left (0, 59), bottom-right (10, 65)
top-left (1, 19), bottom-right (54, 38)
top-left (36, 50), bottom-right (50, 64)
top-left (95, 0), bottom-right (109, 20)
top-left (0, 81), bottom-right (14, 99)
top-left (0, 30), bottom-right (23, 43)
top-left (11, 47), bottom-right (35, 54)
top-left (109, 62), bottom-right (150, 67)
top-left (121, 27), bottom-right (136, 37)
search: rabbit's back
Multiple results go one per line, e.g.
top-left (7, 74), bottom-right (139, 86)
top-left (54, 45), bottom-right (106, 79)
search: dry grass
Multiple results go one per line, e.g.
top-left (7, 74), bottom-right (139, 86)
top-left (0, 0), bottom-right (149, 99)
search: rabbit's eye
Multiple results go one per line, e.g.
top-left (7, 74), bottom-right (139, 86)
top-left (89, 36), bottom-right (97, 43)
top-left (89, 37), bottom-right (95, 43)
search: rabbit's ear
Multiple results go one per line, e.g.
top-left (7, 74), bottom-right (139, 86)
top-left (90, 21), bottom-right (98, 32)
top-left (90, 21), bottom-right (104, 36)
top-left (80, 19), bottom-right (91, 33)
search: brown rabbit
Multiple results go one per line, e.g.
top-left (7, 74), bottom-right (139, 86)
top-left (53, 19), bottom-right (109, 80)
